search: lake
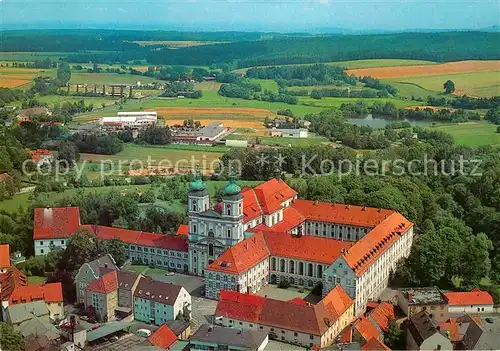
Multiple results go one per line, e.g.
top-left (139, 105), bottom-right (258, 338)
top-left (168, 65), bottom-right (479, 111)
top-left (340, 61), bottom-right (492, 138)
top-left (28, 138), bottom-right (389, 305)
top-left (347, 114), bottom-right (433, 128)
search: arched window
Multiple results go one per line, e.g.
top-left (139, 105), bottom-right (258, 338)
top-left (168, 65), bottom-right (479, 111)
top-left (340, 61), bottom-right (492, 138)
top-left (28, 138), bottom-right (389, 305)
top-left (271, 258), bottom-right (276, 271)
top-left (226, 204), bottom-right (231, 216)
top-left (192, 200), bottom-right (197, 212)
top-left (208, 243), bottom-right (214, 256)
top-left (193, 224), bottom-right (197, 233)
top-left (280, 259), bottom-right (286, 273)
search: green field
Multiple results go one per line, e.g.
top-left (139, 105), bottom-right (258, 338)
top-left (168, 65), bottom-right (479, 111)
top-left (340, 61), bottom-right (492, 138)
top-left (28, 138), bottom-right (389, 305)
top-left (384, 80), bottom-right (438, 101)
top-left (249, 79), bottom-right (279, 93)
top-left (430, 121), bottom-right (500, 147)
top-left (36, 95), bottom-right (119, 107)
top-left (397, 71), bottom-right (500, 98)
top-left (79, 144), bottom-right (224, 169)
top-left (70, 72), bottom-right (158, 85)
top-left (233, 59), bottom-right (437, 73)
top-left (0, 52), bottom-right (73, 61)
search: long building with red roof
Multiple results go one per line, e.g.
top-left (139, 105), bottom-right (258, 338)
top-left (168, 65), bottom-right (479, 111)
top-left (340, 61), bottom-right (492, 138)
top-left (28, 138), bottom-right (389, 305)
top-left (214, 286), bottom-right (354, 348)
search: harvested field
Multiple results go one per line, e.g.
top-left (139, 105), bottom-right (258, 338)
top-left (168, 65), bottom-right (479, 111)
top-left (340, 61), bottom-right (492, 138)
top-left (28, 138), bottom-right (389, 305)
top-left (0, 67), bottom-right (53, 87)
top-left (149, 107), bottom-right (274, 119)
top-left (0, 78), bottom-right (31, 87)
top-left (347, 60), bottom-right (500, 79)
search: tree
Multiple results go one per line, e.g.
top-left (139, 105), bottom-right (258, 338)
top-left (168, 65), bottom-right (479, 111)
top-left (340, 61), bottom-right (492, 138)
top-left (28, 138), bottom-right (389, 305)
top-left (0, 322), bottom-right (24, 351)
top-left (138, 125), bottom-right (171, 145)
top-left (443, 80), bottom-right (455, 94)
top-left (384, 319), bottom-right (405, 350)
top-left (485, 107), bottom-right (500, 125)
top-left (57, 140), bottom-right (79, 167)
top-left (103, 238), bottom-right (126, 267)
top-left (56, 62), bottom-right (71, 86)
top-left (497, 126), bottom-right (500, 133)
top-left (60, 229), bottom-right (101, 272)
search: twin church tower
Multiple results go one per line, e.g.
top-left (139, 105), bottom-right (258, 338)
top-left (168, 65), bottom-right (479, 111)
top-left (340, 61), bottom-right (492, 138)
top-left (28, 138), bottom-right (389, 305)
top-left (187, 174), bottom-right (245, 275)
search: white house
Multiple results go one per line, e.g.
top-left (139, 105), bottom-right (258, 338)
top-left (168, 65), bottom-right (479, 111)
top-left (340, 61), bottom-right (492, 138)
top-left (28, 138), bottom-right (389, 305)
top-left (444, 289), bottom-right (494, 314)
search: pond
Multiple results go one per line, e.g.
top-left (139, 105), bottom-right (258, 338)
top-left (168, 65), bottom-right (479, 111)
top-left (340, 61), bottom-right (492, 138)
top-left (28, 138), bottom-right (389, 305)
top-left (347, 114), bottom-right (434, 128)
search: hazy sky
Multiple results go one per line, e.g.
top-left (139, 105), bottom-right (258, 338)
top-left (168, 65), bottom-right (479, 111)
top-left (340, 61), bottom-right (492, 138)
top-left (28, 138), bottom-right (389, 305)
top-left (1, 0), bottom-right (499, 31)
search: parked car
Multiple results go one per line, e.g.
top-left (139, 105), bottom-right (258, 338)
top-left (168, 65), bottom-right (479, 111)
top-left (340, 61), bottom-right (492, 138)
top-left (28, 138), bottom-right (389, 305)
top-left (137, 329), bottom-right (152, 337)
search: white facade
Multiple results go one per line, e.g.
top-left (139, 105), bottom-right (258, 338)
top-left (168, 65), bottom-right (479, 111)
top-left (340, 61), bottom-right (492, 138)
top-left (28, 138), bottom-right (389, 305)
top-left (448, 304), bottom-right (494, 314)
top-left (34, 238), bottom-right (69, 256)
top-left (99, 112), bottom-right (157, 128)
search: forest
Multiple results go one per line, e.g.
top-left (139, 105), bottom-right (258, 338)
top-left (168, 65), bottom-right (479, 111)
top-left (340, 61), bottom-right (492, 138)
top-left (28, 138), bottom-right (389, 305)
top-left (1, 30), bottom-right (498, 67)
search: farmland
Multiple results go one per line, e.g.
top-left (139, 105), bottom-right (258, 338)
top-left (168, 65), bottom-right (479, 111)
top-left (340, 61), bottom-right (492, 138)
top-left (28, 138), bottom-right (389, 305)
top-left (0, 67), bottom-right (55, 88)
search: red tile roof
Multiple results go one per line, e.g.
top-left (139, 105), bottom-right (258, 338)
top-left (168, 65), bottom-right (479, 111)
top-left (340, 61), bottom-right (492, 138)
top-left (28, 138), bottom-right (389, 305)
top-left (362, 337), bottom-right (391, 351)
top-left (354, 316), bottom-right (381, 343)
top-left (206, 232), bottom-right (269, 274)
top-left (321, 285), bottom-right (354, 317)
top-left (439, 319), bottom-right (461, 342)
top-left (9, 282), bottom-right (63, 304)
top-left (33, 207), bottom-right (81, 240)
top-left (253, 178), bottom-right (297, 214)
top-left (148, 324), bottom-right (178, 349)
top-left (250, 207), bottom-right (305, 233)
top-left (86, 271), bottom-right (118, 294)
top-left (216, 287), bottom-right (352, 336)
top-left (0, 266), bottom-right (27, 301)
top-left (291, 200), bottom-right (394, 227)
top-left (0, 244), bottom-right (10, 269)
top-left (368, 302), bottom-right (395, 332)
top-left (288, 297), bottom-right (308, 306)
top-left (241, 187), bottom-right (263, 222)
top-left (263, 230), bottom-right (353, 264)
top-left (176, 224), bottom-right (189, 236)
top-left (343, 212), bottom-right (413, 276)
top-left (81, 225), bottom-right (189, 252)
top-left (444, 290), bottom-right (494, 306)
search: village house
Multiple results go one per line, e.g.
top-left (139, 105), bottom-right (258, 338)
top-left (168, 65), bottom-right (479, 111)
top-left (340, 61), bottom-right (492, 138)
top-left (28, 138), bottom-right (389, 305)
top-left (133, 277), bottom-right (191, 325)
top-left (406, 310), bottom-right (453, 350)
top-left (189, 324), bottom-right (269, 351)
top-left (444, 288), bottom-right (494, 314)
top-left (74, 254), bottom-right (119, 304)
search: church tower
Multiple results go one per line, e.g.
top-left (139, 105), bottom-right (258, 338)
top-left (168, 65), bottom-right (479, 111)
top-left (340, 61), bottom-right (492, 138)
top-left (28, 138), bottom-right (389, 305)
top-left (187, 173), bottom-right (245, 276)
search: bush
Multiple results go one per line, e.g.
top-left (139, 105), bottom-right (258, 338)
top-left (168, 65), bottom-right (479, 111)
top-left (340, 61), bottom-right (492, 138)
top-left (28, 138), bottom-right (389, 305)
top-left (278, 280), bottom-right (290, 289)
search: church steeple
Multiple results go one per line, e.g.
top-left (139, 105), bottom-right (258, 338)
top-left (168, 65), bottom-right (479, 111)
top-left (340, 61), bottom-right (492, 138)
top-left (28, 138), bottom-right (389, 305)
top-left (188, 169), bottom-right (209, 213)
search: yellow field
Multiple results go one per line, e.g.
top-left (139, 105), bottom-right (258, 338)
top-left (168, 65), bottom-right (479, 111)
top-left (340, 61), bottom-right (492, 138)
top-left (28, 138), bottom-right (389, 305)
top-left (149, 107), bottom-right (274, 119)
top-left (347, 60), bottom-right (500, 79)
top-left (0, 67), bottom-right (52, 88)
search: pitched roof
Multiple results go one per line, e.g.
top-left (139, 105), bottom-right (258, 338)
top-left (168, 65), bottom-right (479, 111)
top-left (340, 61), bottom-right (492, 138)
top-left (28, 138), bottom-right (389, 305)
top-left (241, 187), bottom-right (263, 222)
top-left (33, 207), bottom-right (81, 240)
top-left (367, 302), bottom-right (395, 332)
top-left (408, 310), bottom-right (447, 346)
top-left (148, 324), bottom-right (178, 349)
top-left (343, 212), bottom-right (413, 276)
top-left (444, 289), bottom-right (494, 306)
top-left (354, 316), bottom-right (381, 343)
top-left (0, 244), bottom-right (10, 269)
top-left (82, 254), bottom-right (118, 278)
top-left (216, 287), bottom-right (352, 336)
top-left (291, 200), bottom-right (393, 227)
top-left (117, 271), bottom-right (140, 291)
top-left (252, 178), bottom-right (297, 214)
top-left (6, 300), bottom-right (49, 324)
top-left (321, 285), bottom-right (355, 317)
top-left (86, 271), bottom-right (118, 294)
top-left (362, 337), bottom-right (391, 351)
top-left (81, 225), bottom-right (189, 252)
top-left (190, 324), bottom-right (268, 349)
top-left (0, 266), bottom-right (28, 301)
top-left (262, 230), bottom-right (353, 264)
top-left (134, 277), bottom-right (182, 306)
top-left (9, 283), bottom-right (63, 304)
top-left (206, 232), bottom-right (270, 274)
top-left (175, 224), bottom-right (189, 236)
top-left (250, 206), bottom-right (305, 233)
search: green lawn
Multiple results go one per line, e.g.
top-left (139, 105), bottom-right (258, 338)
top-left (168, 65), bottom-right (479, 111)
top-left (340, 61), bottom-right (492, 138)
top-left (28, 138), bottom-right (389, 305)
top-left (430, 121), bottom-right (500, 147)
top-left (36, 95), bottom-right (119, 108)
top-left (384, 80), bottom-right (438, 101)
top-left (233, 59), bottom-right (437, 73)
top-left (397, 71), bottom-right (500, 98)
top-left (70, 72), bottom-right (158, 85)
top-left (0, 52), bottom-right (73, 61)
top-left (0, 193), bottom-right (31, 213)
top-left (249, 79), bottom-right (279, 93)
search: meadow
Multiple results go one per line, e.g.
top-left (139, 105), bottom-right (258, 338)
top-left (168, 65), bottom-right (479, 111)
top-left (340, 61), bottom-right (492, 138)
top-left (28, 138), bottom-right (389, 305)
top-left (70, 72), bottom-right (158, 85)
top-left (430, 121), bottom-right (500, 147)
top-left (78, 144), bottom-right (224, 170)
top-left (397, 71), bottom-right (500, 98)
top-left (298, 96), bottom-right (422, 109)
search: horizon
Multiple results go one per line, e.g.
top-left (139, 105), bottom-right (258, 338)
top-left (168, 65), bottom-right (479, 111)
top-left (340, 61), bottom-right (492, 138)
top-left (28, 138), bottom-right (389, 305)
top-left (1, 0), bottom-right (499, 32)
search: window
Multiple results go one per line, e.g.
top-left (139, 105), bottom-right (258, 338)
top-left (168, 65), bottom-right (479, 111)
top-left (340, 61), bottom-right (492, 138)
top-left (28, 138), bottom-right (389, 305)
top-left (281, 337), bottom-right (285, 341)
top-left (40, 249), bottom-right (44, 254)
top-left (294, 332), bottom-right (298, 337)
top-left (50, 241), bottom-right (54, 245)
top-left (310, 335), bottom-right (314, 340)
top-left (131, 246), bottom-right (135, 250)
top-left (227, 229), bottom-right (231, 238)
top-left (281, 330), bottom-right (285, 334)
top-left (193, 224), bottom-right (197, 233)
top-left (144, 248), bottom-right (149, 253)
top-left (40, 241), bottom-right (43, 245)
top-left (61, 240), bottom-right (64, 245)
top-left (239, 322), bottom-right (243, 325)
